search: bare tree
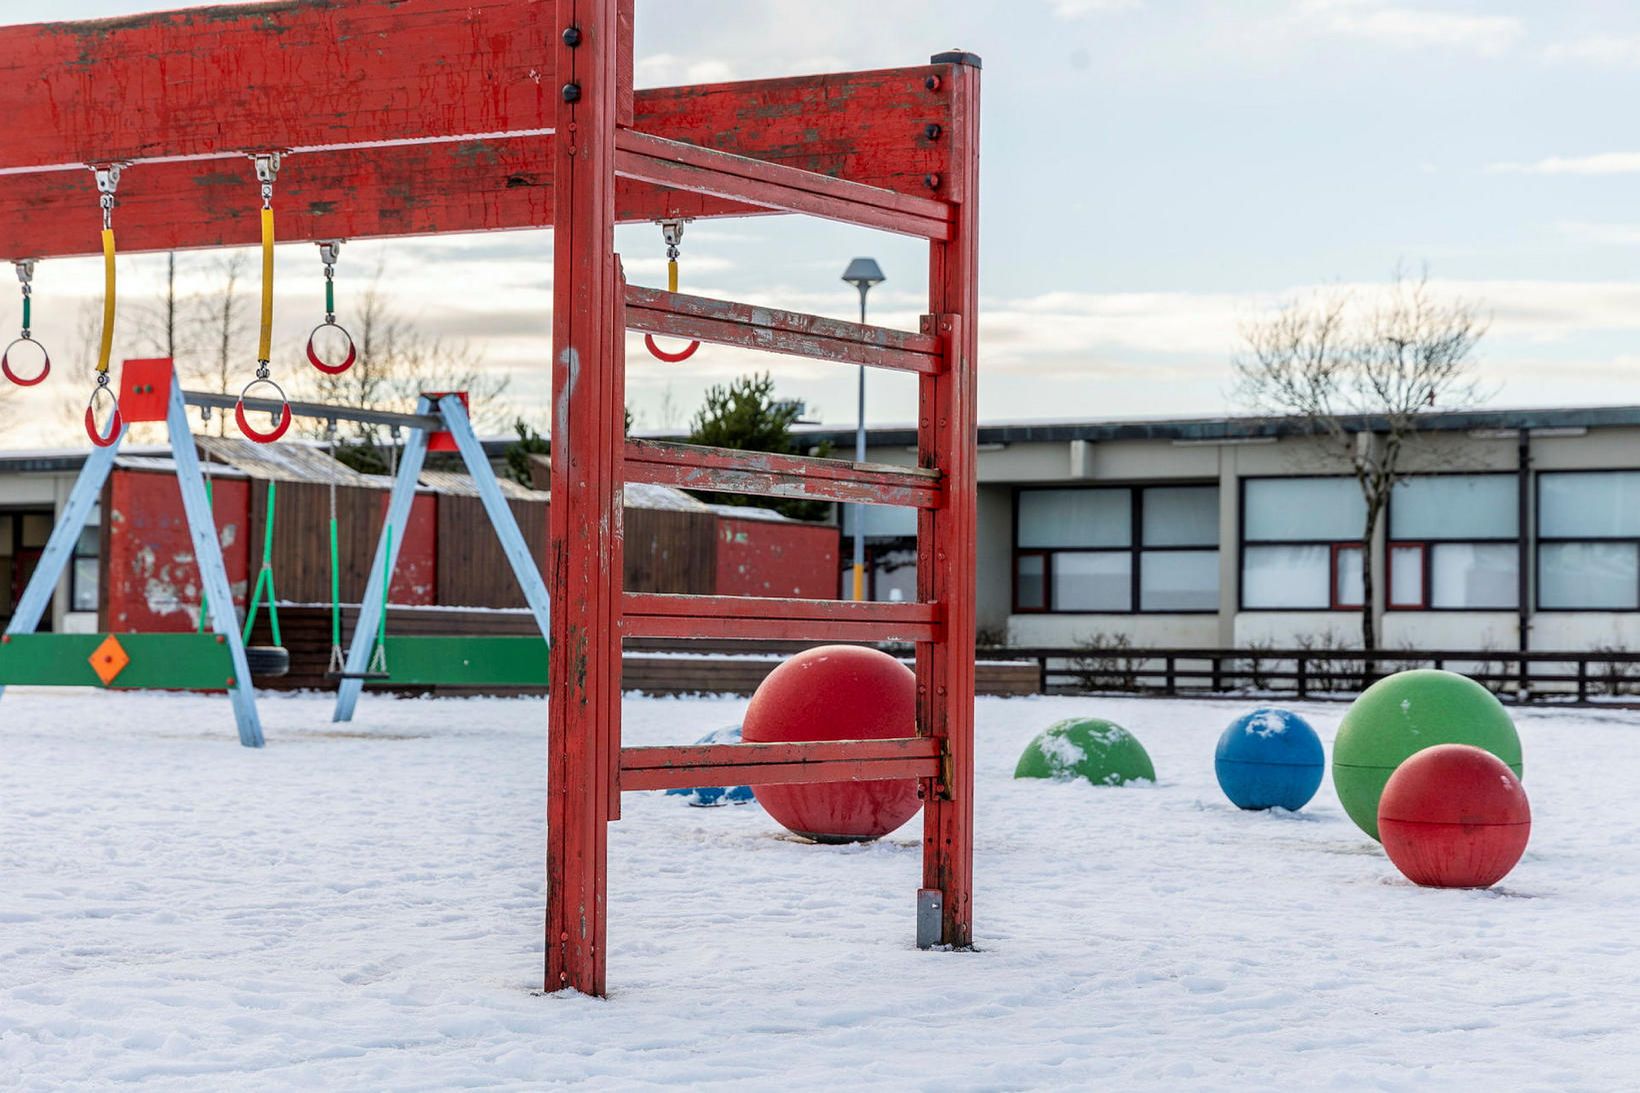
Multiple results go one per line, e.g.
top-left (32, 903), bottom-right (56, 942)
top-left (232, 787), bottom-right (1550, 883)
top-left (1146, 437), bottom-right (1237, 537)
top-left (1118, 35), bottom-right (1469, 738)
top-left (1233, 271), bottom-right (1487, 650)
top-left (295, 261), bottom-right (510, 466)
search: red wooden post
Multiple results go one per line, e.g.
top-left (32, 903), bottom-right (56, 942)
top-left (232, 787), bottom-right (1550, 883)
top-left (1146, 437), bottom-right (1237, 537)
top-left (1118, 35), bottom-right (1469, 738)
top-left (546, 0), bottom-right (624, 998)
top-left (919, 52), bottom-right (981, 948)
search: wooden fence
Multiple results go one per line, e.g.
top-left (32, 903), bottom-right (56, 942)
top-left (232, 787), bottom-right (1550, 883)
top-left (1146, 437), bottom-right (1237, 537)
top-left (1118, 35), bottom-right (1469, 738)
top-left (980, 645), bottom-right (1640, 704)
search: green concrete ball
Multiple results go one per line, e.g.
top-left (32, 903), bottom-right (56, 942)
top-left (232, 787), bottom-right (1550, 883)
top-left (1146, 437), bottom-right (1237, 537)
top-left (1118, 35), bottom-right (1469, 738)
top-left (1014, 717), bottom-right (1156, 786)
top-left (1333, 669), bottom-right (1522, 841)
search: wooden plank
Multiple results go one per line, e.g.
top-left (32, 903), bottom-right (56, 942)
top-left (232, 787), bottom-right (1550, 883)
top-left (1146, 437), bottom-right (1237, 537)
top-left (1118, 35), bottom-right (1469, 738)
top-left (619, 738), bottom-right (941, 791)
top-left (918, 54), bottom-right (981, 951)
top-left (0, 64), bottom-right (955, 258)
top-left (0, 2), bottom-right (557, 171)
top-left (624, 286), bottom-right (943, 374)
top-left (546, 0), bottom-right (622, 999)
top-left (623, 592), bottom-right (939, 643)
top-left (0, 632), bottom-right (234, 689)
top-left (625, 439), bottom-right (941, 509)
top-left (615, 129), bottom-right (952, 240)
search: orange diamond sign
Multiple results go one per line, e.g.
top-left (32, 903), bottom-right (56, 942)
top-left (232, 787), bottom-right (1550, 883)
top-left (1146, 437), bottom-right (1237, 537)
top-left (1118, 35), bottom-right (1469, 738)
top-left (89, 634), bottom-right (130, 686)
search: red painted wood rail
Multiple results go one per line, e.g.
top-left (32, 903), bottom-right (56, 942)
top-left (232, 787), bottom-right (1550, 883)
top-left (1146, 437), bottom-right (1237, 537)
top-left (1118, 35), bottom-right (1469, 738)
top-left (4, 0), bottom-right (980, 1000)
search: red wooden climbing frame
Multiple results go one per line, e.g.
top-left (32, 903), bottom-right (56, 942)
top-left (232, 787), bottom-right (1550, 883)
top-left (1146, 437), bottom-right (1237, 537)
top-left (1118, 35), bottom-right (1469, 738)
top-left (0, 0), bottom-right (980, 998)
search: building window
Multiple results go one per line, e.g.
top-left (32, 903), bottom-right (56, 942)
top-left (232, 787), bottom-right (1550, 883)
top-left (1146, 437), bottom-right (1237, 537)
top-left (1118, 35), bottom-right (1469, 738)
top-left (71, 525), bottom-right (100, 613)
top-left (1014, 484), bottom-right (1218, 613)
top-left (1241, 478), bottom-right (1364, 610)
top-left (1539, 472), bottom-right (1640, 610)
top-left (1388, 474), bottom-right (1518, 610)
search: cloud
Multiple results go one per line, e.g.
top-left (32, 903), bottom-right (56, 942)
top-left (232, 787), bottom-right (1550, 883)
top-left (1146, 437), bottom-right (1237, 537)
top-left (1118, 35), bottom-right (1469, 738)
top-left (1488, 153), bottom-right (1640, 176)
top-left (1544, 35), bottom-right (1640, 67)
top-left (1559, 221), bottom-right (1640, 246)
top-left (1298, 0), bottom-right (1524, 56)
top-left (1052, 0), bottom-right (1142, 17)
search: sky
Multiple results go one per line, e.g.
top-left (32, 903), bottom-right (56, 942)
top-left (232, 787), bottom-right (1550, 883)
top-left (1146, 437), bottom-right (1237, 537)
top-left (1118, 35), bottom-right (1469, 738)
top-left (3, 0), bottom-right (1639, 444)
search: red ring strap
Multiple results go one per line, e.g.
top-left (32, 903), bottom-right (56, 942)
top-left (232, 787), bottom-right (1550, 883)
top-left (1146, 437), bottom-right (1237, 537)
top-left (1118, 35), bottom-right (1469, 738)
top-left (306, 327), bottom-right (358, 375)
top-left (235, 398), bottom-right (293, 444)
top-left (644, 334), bottom-right (700, 363)
top-left (84, 402), bottom-right (121, 448)
top-left (2, 340), bottom-right (50, 386)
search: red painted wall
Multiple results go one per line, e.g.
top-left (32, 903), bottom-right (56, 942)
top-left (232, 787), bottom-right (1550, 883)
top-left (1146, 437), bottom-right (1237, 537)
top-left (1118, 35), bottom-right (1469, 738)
top-left (104, 469), bottom-right (250, 632)
top-left (386, 493), bottom-right (438, 605)
top-left (715, 516), bottom-right (839, 599)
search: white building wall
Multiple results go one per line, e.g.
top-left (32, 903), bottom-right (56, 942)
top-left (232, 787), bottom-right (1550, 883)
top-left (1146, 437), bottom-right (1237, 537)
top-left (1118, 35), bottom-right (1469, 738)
top-left (1009, 613), bottom-right (1219, 647)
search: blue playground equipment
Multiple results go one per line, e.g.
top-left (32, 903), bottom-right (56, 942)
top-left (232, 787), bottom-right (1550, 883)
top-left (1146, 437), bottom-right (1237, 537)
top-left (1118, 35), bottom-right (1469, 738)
top-left (666, 725), bottom-right (756, 807)
top-left (1214, 708), bottom-right (1325, 811)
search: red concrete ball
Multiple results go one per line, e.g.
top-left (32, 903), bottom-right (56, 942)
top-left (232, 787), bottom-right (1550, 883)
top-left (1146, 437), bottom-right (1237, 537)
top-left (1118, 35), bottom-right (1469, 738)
top-left (1378, 743), bottom-right (1531, 889)
top-left (742, 645), bottom-right (922, 843)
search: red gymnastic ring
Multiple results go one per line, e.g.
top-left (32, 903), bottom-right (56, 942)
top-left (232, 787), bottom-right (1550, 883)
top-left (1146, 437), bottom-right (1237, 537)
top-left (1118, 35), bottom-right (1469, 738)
top-left (644, 333), bottom-right (701, 363)
top-left (1, 337), bottom-right (50, 386)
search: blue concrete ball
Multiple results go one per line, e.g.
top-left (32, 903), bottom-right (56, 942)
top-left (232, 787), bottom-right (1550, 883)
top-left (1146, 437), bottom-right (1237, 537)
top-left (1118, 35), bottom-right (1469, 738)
top-left (1214, 708), bottom-right (1325, 811)
top-left (665, 725), bottom-right (756, 807)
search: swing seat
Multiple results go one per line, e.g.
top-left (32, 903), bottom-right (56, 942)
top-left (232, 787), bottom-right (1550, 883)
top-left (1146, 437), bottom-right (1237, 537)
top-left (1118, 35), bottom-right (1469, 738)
top-left (324, 669), bottom-right (393, 682)
top-left (246, 645), bottom-right (290, 679)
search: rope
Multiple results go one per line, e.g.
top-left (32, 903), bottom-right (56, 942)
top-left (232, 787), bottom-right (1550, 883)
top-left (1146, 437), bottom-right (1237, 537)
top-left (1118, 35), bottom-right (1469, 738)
top-left (369, 524), bottom-right (391, 676)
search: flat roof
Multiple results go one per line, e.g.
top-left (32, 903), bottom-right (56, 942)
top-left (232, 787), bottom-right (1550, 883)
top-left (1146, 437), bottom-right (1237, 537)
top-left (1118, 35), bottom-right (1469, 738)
top-left (791, 404), bottom-right (1640, 448)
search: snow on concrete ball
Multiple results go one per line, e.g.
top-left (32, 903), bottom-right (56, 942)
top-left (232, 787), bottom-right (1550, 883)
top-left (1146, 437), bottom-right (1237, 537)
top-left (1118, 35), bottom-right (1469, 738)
top-left (665, 725), bottom-right (756, 807)
top-left (1014, 717), bottom-right (1155, 786)
top-left (1333, 669), bottom-right (1521, 841)
top-left (1214, 708), bottom-right (1325, 811)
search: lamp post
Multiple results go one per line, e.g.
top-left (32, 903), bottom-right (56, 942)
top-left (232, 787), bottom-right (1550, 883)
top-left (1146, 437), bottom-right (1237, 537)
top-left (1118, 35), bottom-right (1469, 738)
top-left (841, 257), bottom-right (885, 602)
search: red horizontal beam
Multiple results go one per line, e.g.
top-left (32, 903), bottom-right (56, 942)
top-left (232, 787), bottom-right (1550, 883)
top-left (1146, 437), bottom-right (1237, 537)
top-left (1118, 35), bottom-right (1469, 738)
top-left (1, 59), bottom-right (956, 258)
top-left (624, 439), bottom-right (941, 508)
top-left (619, 738), bottom-right (940, 791)
top-left (0, 2), bottom-right (558, 171)
top-left (622, 593), bottom-right (940, 643)
top-left (624, 286), bottom-right (943, 374)
top-left (614, 130), bottom-right (952, 240)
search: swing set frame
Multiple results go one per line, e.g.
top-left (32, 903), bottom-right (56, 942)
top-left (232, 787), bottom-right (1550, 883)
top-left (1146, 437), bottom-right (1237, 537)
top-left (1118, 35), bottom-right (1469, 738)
top-left (0, 0), bottom-right (980, 998)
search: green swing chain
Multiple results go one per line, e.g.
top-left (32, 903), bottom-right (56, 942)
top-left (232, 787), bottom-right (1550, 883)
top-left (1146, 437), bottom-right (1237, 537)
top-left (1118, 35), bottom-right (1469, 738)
top-left (326, 421), bottom-right (345, 675)
top-left (241, 480), bottom-right (282, 647)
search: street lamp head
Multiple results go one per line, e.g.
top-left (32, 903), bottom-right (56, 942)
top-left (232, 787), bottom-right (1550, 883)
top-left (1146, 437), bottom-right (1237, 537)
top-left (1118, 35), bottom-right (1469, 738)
top-left (841, 257), bottom-right (886, 290)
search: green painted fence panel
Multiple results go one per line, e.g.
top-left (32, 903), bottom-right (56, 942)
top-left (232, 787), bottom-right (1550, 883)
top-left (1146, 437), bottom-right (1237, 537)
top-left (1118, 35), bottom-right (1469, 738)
top-left (374, 636), bottom-right (549, 686)
top-left (0, 634), bottom-right (238, 690)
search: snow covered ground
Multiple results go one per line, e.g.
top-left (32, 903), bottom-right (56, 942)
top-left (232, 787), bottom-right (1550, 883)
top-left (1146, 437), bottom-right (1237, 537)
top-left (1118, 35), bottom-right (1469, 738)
top-left (2, 687), bottom-right (1637, 1089)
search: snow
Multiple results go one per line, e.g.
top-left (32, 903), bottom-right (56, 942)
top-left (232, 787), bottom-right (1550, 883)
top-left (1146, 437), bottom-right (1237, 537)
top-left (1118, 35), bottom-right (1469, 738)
top-left (2, 688), bottom-right (1638, 1088)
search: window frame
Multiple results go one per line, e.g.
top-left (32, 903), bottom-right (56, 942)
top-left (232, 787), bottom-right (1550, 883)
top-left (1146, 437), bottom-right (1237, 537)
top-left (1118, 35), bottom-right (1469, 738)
top-left (1385, 470), bottom-right (1520, 613)
top-left (1237, 476), bottom-right (1366, 612)
top-left (1011, 483), bottom-right (1219, 615)
top-left (1536, 468), bottom-right (1640, 613)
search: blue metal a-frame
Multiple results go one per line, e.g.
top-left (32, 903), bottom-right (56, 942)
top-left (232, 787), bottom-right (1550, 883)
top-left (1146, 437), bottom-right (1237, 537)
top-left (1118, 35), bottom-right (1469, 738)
top-left (0, 361), bottom-right (264, 747)
top-left (331, 393), bottom-right (552, 722)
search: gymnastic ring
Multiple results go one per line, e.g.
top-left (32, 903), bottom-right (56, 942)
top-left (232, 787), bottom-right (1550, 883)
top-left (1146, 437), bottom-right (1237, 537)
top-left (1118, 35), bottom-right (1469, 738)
top-left (305, 321), bottom-right (357, 375)
top-left (1, 336), bottom-right (50, 386)
top-left (234, 377), bottom-right (293, 444)
top-left (84, 385), bottom-right (121, 448)
top-left (644, 333), bottom-right (700, 363)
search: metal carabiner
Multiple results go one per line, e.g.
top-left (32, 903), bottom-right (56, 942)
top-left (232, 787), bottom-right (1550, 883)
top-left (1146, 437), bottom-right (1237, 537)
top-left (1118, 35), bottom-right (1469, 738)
top-left (233, 375), bottom-right (293, 444)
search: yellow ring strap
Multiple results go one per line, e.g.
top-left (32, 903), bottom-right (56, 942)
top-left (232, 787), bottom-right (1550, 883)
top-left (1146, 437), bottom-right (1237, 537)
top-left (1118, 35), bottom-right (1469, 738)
top-left (258, 206), bottom-right (275, 363)
top-left (96, 228), bottom-right (116, 375)
top-left (667, 257), bottom-right (679, 294)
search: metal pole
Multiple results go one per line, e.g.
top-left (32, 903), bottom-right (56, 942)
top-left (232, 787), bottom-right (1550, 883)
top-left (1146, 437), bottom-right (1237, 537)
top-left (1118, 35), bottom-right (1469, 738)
top-left (853, 286), bottom-right (868, 601)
